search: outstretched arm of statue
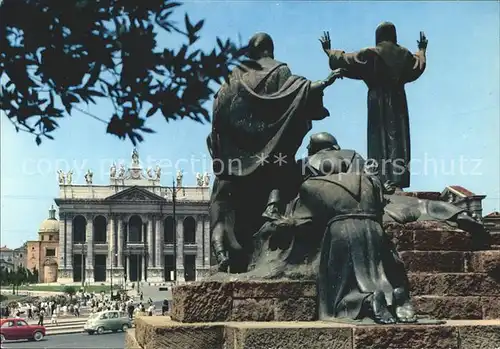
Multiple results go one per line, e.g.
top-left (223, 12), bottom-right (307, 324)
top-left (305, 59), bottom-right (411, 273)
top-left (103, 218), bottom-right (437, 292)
top-left (319, 31), bottom-right (370, 80)
top-left (310, 68), bottom-right (345, 92)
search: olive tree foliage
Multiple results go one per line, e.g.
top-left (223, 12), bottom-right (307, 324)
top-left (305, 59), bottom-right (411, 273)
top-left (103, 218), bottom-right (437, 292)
top-left (0, 0), bottom-right (246, 145)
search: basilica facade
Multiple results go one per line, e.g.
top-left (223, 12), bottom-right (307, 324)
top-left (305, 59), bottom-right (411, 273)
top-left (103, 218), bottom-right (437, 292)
top-left (56, 150), bottom-right (212, 284)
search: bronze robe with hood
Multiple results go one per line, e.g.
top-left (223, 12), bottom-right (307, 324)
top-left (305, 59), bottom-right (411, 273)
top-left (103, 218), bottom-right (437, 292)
top-left (209, 56), bottom-right (328, 272)
top-left (249, 172), bottom-right (410, 320)
top-left (327, 22), bottom-right (426, 188)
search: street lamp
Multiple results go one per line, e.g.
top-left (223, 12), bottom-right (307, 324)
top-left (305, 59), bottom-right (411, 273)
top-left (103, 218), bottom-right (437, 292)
top-left (124, 250), bottom-right (129, 287)
top-left (80, 242), bottom-right (85, 290)
top-left (164, 178), bottom-right (178, 283)
top-left (143, 228), bottom-right (149, 284)
top-left (110, 253), bottom-right (117, 297)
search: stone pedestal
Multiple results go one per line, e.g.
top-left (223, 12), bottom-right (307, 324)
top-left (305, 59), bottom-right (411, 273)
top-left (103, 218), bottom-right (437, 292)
top-left (85, 269), bottom-right (95, 283)
top-left (176, 269), bottom-right (185, 282)
top-left (147, 268), bottom-right (164, 283)
top-left (171, 280), bottom-right (316, 323)
top-left (195, 268), bottom-right (211, 281)
top-left (127, 317), bottom-right (500, 349)
top-left (106, 268), bottom-right (125, 284)
top-left (57, 268), bottom-right (74, 284)
top-left (127, 216), bottom-right (500, 348)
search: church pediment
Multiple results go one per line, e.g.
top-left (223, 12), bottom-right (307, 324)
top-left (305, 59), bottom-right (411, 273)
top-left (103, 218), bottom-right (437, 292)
top-left (104, 186), bottom-right (166, 202)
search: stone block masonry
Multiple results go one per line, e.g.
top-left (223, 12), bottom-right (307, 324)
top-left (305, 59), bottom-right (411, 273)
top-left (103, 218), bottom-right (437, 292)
top-left (127, 317), bottom-right (500, 349)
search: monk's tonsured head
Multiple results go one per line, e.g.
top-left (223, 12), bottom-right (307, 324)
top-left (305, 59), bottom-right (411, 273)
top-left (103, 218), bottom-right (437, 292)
top-left (248, 32), bottom-right (274, 60)
top-left (307, 132), bottom-right (340, 156)
top-left (376, 22), bottom-right (397, 45)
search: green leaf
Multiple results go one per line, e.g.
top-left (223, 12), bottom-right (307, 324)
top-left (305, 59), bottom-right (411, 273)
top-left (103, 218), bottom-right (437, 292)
top-left (87, 89), bottom-right (106, 97)
top-left (146, 106), bottom-right (158, 118)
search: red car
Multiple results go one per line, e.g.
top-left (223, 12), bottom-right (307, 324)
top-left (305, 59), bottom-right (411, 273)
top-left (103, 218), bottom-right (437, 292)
top-left (0, 318), bottom-right (45, 342)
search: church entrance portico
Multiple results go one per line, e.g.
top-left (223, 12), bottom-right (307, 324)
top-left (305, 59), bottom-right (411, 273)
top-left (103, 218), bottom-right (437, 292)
top-left (72, 253), bottom-right (85, 282)
top-left (94, 254), bottom-right (107, 282)
top-left (126, 254), bottom-right (144, 282)
top-left (56, 149), bottom-right (212, 284)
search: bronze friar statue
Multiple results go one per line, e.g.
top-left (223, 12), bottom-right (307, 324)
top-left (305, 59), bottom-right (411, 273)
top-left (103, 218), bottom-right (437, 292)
top-left (320, 22), bottom-right (428, 190)
top-left (250, 132), bottom-right (483, 324)
top-left (208, 32), bottom-right (344, 273)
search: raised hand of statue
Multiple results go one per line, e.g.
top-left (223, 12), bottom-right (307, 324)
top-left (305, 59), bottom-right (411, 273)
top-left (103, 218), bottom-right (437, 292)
top-left (319, 31), bottom-right (331, 54)
top-left (417, 31), bottom-right (428, 51)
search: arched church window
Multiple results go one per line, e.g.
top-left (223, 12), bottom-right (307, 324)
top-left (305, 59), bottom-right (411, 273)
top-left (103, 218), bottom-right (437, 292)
top-left (183, 216), bottom-right (196, 244)
top-left (93, 215), bottom-right (107, 243)
top-left (128, 215), bottom-right (142, 242)
top-left (164, 217), bottom-right (175, 244)
top-left (72, 215), bottom-right (86, 243)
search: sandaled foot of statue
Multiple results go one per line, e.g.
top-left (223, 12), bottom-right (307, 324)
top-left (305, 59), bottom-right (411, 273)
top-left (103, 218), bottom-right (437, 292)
top-left (393, 287), bottom-right (417, 323)
top-left (370, 291), bottom-right (397, 325)
top-left (215, 251), bottom-right (230, 272)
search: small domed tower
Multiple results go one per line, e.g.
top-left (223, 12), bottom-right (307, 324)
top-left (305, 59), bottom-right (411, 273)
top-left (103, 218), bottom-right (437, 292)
top-left (38, 205), bottom-right (59, 242)
top-left (37, 205), bottom-right (59, 283)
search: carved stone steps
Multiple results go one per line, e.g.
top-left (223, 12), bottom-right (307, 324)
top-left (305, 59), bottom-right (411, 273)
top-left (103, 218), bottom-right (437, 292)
top-left (408, 272), bottom-right (500, 297)
top-left (413, 295), bottom-right (500, 320)
top-left (384, 221), bottom-right (490, 251)
top-left (490, 232), bottom-right (500, 246)
top-left (171, 280), bottom-right (316, 323)
top-left (171, 279), bottom-right (500, 323)
top-left (400, 250), bottom-right (500, 274)
top-left (127, 317), bottom-right (500, 349)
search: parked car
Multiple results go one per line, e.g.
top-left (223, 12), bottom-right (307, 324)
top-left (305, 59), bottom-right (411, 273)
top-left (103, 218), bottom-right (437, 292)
top-left (84, 310), bottom-right (132, 335)
top-left (0, 318), bottom-right (45, 342)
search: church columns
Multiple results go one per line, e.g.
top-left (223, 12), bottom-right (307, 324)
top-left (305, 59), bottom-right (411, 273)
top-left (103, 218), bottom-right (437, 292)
top-left (125, 255), bottom-right (130, 282)
top-left (203, 215), bottom-right (211, 267)
top-left (66, 214), bottom-right (73, 269)
top-left (57, 213), bottom-right (74, 282)
top-left (107, 216), bottom-right (114, 269)
top-left (147, 216), bottom-right (154, 268)
top-left (155, 218), bottom-right (163, 268)
top-left (106, 214), bottom-right (122, 284)
top-left (142, 254), bottom-right (147, 282)
top-left (85, 214), bottom-right (94, 282)
top-left (117, 219), bottom-right (124, 268)
top-left (196, 216), bottom-right (203, 271)
top-left (58, 215), bottom-right (65, 268)
top-left (176, 215), bottom-right (184, 281)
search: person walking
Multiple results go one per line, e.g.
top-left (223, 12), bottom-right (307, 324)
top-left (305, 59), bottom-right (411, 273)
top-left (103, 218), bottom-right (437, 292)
top-left (50, 310), bottom-right (58, 326)
top-left (37, 309), bottom-right (45, 326)
top-left (161, 299), bottom-right (169, 316)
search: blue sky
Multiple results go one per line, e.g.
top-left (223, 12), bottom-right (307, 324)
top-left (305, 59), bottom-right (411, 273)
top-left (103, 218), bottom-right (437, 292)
top-left (1, 1), bottom-right (499, 248)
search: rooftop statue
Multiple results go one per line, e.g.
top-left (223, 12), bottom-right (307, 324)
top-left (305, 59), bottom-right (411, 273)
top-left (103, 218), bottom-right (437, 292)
top-left (66, 170), bottom-right (73, 185)
top-left (131, 148), bottom-right (140, 167)
top-left (176, 170), bottom-right (183, 188)
top-left (57, 170), bottom-right (65, 185)
top-left (196, 173), bottom-right (203, 187)
top-left (84, 169), bottom-right (93, 185)
top-left (155, 165), bottom-right (161, 180)
top-left (109, 163), bottom-right (117, 179)
top-left (203, 172), bottom-right (210, 187)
